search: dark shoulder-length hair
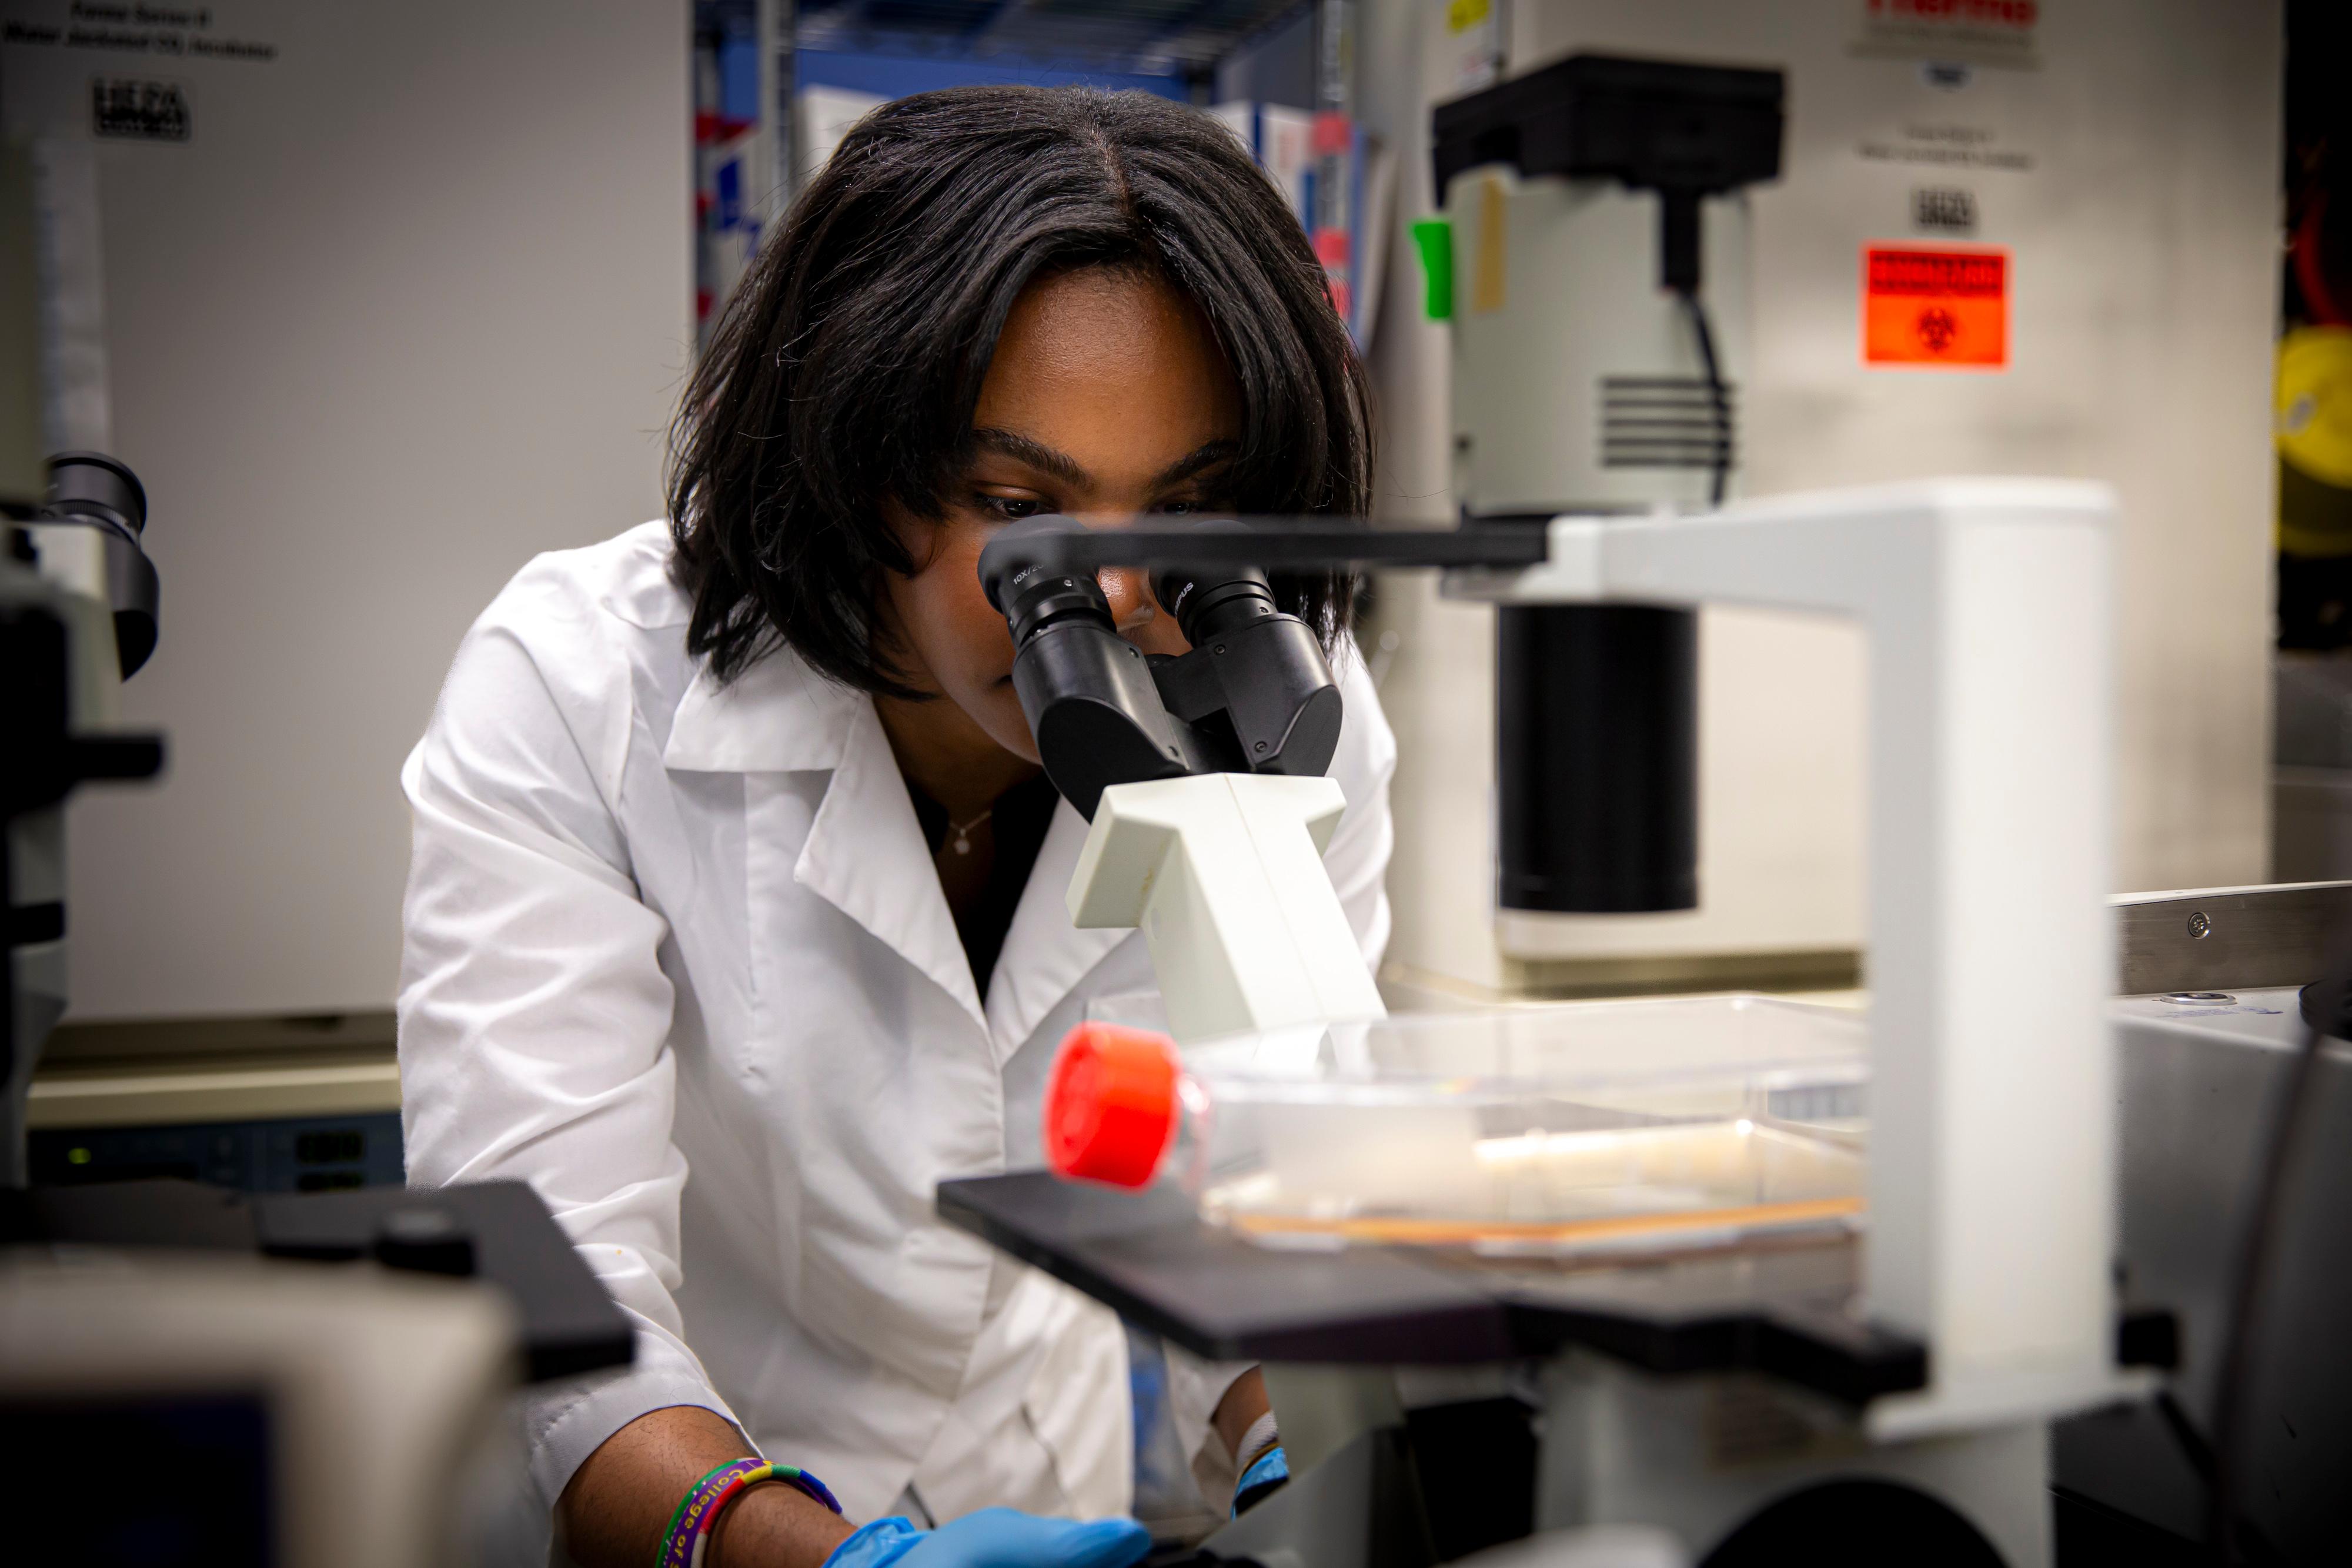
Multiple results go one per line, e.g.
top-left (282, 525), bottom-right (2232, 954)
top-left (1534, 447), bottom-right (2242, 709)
top-left (667, 85), bottom-right (1373, 694)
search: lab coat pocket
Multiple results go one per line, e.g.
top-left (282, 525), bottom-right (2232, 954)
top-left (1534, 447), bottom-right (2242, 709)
top-left (1020, 1281), bottom-right (1135, 1518)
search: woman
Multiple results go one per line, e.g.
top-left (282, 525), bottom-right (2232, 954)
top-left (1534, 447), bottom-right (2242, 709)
top-left (399, 86), bottom-right (1394, 1568)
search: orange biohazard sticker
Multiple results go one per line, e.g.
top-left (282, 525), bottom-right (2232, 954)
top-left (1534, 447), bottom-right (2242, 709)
top-left (1863, 245), bottom-right (2009, 368)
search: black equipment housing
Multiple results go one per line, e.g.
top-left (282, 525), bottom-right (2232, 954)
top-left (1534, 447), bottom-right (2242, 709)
top-left (1496, 600), bottom-right (1696, 912)
top-left (978, 517), bottom-right (1344, 820)
top-left (1431, 52), bottom-right (1785, 293)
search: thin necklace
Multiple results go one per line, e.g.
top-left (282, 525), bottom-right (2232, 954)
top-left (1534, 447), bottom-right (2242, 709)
top-left (946, 805), bottom-right (992, 856)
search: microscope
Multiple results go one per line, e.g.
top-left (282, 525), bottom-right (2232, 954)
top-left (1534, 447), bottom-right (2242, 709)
top-left (2, 451), bottom-right (164, 1185)
top-left (0, 447), bottom-right (637, 1564)
top-left (948, 55), bottom-right (2149, 1566)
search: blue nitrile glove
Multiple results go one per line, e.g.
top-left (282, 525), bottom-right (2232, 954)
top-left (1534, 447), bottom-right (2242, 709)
top-left (821, 1509), bottom-right (1151, 1568)
top-left (1231, 1443), bottom-right (1289, 1518)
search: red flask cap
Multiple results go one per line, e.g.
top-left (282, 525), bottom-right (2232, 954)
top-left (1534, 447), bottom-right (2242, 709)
top-left (1044, 1022), bottom-right (1180, 1189)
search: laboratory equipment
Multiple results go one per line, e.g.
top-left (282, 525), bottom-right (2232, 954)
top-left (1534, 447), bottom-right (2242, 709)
top-left (0, 1176), bottom-right (634, 1380)
top-left (1, 447), bottom-right (635, 1564)
top-left (956, 474), bottom-right (2127, 1568)
top-left (4, 451), bottom-right (165, 1185)
top-left (2096, 963), bottom-right (2352, 1564)
top-left (1, 1247), bottom-right (519, 1568)
top-left (940, 45), bottom-right (2136, 1562)
top-left (981, 513), bottom-right (1344, 820)
top-left (937, 41), bottom-right (2336, 1561)
top-left (982, 516), bottom-right (1384, 1044)
top-left (1436, 55), bottom-right (1785, 915)
top-left (1431, 54), bottom-right (1778, 516)
top-left (1041, 999), bottom-right (1867, 1258)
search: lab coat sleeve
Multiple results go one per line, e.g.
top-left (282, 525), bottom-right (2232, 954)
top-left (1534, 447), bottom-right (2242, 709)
top-left (397, 562), bottom-right (745, 1514)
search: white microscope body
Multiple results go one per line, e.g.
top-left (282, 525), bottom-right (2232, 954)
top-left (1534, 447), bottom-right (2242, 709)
top-left (1068, 770), bottom-right (1385, 1047)
top-left (1063, 477), bottom-right (2124, 1566)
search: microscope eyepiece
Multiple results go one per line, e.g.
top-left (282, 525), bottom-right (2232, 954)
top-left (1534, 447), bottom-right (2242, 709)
top-left (45, 452), bottom-right (148, 541)
top-left (1138, 520), bottom-right (1280, 644)
top-left (977, 514), bottom-right (1194, 817)
top-left (38, 451), bottom-right (159, 678)
top-left (980, 515), bottom-right (1118, 650)
top-left (1149, 563), bottom-right (1279, 646)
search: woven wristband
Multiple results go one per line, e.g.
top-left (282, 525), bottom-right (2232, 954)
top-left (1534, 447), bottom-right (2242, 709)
top-left (659, 1458), bottom-right (844, 1568)
top-left (1234, 1411), bottom-right (1281, 1471)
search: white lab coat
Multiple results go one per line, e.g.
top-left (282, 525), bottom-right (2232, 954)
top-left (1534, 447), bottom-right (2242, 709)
top-left (396, 521), bottom-right (1396, 1528)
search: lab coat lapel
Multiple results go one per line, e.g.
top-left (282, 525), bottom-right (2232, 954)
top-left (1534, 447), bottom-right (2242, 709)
top-left (663, 650), bottom-right (853, 773)
top-left (665, 650), bottom-right (985, 1031)
top-left (796, 701), bottom-right (987, 1030)
top-left (984, 798), bottom-right (1133, 1064)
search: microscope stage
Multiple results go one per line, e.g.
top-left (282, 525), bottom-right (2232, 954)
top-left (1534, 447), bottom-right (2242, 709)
top-left (938, 1171), bottom-right (1927, 1405)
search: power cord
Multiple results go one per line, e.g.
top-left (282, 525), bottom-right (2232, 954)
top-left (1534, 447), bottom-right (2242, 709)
top-left (1674, 287), bottom-right (1730, 508)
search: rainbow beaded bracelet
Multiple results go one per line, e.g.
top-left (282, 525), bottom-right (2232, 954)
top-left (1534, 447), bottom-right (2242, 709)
top-left (658, 1457), bottom-right (844, 1568)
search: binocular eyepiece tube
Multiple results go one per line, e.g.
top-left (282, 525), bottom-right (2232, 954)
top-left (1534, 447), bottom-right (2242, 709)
top-left (980, 516), bottom-right (1192, 818)
top-left (980, 516), bottom-right (1284, 654)
top-left (975, 516), bottom-right (1345, 819)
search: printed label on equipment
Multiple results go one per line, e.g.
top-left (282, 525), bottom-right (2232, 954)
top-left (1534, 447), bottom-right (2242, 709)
top-left (1862, 244), bottom-right (2008, 368)
top-left (92, 77), bottom-right (190, 142)
top-left (1850, 0), bottom-right (2040, 68)
top-left (1912, 187), bottom-right (1977, 233)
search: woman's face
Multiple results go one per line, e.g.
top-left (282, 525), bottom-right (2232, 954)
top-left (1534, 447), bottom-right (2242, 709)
top-left (877, 265), bottom-right (1242, 764)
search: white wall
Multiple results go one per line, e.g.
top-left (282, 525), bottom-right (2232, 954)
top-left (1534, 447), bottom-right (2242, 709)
top-left (1358, 0), bottom-right (2281, 993)
top-left (2, 0), bottom-right (693, 1018)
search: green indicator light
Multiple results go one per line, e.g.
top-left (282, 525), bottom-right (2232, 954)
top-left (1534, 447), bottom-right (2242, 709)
top-left (67, 1147), bottom-right (92, 1165)
top-left (1410, 219), bottom-right (1454, 322)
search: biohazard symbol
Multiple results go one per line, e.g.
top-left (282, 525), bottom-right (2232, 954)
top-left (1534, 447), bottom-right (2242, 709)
top-left (1915, 306), bottom-right (1960, 354)
top-left (1865, 245), bottom-right (2006, 366)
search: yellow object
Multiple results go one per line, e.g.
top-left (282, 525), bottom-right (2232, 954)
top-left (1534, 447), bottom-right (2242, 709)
top-left (2278, 326), bottom-right (2352, 557)
top-left (1472, 176), bottom-right (1508, 315)
top-left (2281, 327), bottom-right (2352, 486)
top-left (1447, 0), bottom-right (1491, 32)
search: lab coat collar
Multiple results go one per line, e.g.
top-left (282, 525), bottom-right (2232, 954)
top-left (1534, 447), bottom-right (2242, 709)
top-left (796, 698), bottom-right (989, 1029)
top-left (663, 646), bottom-right (1133, 1045)
top-left (985, 800), bottom-right (1131, 1064)
top-left (663, 648), bottom-right (857, 774)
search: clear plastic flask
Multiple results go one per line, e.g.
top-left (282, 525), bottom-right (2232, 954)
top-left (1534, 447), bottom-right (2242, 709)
top-left (1043, 996), bottom-right (1870, 1259)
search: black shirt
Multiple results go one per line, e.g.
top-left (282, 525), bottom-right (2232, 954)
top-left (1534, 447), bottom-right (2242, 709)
top-left (906, 771), bottom-right (1061, 1004)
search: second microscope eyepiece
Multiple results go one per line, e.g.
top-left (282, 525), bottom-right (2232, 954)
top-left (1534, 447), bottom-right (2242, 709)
top-left (1149, 561), bottom-right (1280, 646)
top-left (1145, 524), bottom-right (1280, 643)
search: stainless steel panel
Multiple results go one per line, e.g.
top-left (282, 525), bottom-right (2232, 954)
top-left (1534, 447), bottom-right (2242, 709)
top-left (2108, 999), bottom-right (2352, 1564)
top-left (2113, 882), bottom-right (2352, 995)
